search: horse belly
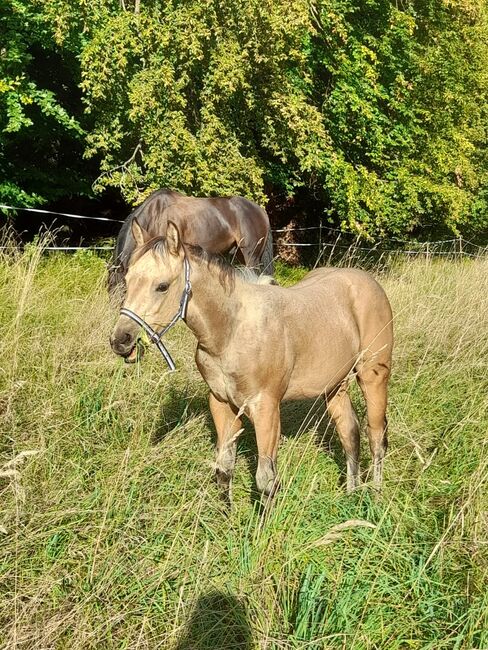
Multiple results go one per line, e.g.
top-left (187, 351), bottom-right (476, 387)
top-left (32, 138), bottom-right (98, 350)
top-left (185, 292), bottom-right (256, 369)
top-left (283, 335), bottom-right (358, 400)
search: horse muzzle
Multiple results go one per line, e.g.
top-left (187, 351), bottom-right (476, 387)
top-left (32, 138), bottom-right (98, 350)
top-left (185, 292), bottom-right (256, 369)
top-left (110, 327), bottom-right (138, 362)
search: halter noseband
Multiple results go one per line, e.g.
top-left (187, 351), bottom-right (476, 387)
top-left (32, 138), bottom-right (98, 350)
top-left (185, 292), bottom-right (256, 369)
top-left (120, 256), bottom-right (192, 371)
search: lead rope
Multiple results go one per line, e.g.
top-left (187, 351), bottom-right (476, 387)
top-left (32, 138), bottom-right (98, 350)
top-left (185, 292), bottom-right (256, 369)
top-left (120, 257), bottom-right (192, 371)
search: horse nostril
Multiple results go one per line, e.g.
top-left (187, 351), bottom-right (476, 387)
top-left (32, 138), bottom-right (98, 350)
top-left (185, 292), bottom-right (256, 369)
top-left (110, 331), bottom-right (132, 349)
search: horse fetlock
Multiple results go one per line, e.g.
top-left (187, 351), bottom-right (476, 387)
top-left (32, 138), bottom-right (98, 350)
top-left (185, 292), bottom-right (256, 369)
top-left (345, 455), bottom-right (361, 493)
top-left (368, 426), bottom-right (388, 459)
top-left (215, 466), bottom-right (232, 487)
top-left (382, 418), bottom-right (389, 452)
top-left (346, 475), bottom-right (361, 493)
top-left (256, 457), bottom-right (278, 496)
top-left (214, 469), bottom-right (232, 509)
top-left (372, 455), bottom-right (384, 489)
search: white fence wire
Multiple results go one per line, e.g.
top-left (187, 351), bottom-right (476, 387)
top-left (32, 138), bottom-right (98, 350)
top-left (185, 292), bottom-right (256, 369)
top-left (1, 204), bottom-right (485, 258)
top-left (0, 204), bottom-right (124, 223)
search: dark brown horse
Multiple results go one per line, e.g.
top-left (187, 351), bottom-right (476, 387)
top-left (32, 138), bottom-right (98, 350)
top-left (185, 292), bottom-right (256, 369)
top-left (108, 189), bottom-right (273, 295)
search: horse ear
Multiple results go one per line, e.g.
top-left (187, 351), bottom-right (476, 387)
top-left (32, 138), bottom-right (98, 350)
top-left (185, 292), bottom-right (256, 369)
top-left (166, 221), bottom-right (181, 256)
top-left (131, 217), bottom-right (149, 248)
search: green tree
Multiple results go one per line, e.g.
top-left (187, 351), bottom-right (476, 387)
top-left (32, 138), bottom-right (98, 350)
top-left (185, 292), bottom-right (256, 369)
top-left (410, 0), bottom-right (488, 236)
top-left (0, 0), bottom-right (86, 207)
top-left (5, 0), bottom-right (488, 238)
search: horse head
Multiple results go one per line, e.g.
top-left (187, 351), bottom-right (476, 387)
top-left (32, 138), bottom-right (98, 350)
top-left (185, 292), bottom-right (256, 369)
top-left (110, 219), bottom-right (187, 362)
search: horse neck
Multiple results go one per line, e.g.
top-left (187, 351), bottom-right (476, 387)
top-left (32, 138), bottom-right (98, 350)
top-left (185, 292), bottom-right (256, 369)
top-left (184, 259), bottom-right (241, 354)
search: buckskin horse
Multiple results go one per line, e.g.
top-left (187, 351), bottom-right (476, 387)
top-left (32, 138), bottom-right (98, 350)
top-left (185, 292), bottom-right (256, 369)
top-left (110, 220), bottom-right (394, 502)
top-left (108, 189), bottom-right (273, 296)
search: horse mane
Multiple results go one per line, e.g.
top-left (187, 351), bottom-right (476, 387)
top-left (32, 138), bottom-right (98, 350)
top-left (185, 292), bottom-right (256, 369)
top-left (130, 236), bottom-right (261, 291)
top-left (185, 243), bottom-right (239, 287)
top-left (182, 245), bottom-right (276, 285)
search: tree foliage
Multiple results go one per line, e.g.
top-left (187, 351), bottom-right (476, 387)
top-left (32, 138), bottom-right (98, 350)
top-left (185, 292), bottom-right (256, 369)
top-left (0, 0), bottom-right (91, 207)
top-left (2, 0), bottom-right (488, 237)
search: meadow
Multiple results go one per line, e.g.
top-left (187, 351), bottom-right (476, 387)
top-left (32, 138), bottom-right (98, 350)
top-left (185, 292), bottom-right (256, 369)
top-left (0, 243), bottom-right (487, 649)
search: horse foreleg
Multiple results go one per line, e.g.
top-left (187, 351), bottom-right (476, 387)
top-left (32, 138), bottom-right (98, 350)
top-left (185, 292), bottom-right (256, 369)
top-left (250, 397), bottom-right (281, 506)
top-left (209, 393), bottom-right (243, 506)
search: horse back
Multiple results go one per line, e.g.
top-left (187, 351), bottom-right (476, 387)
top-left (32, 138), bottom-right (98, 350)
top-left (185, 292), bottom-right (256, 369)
top-left (227, 196), bottom-right (269, 236)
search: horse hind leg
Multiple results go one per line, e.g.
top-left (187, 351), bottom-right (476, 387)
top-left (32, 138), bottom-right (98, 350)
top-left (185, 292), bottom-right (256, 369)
top-left (236, 235), bottom-right (266, 271)
top-left (356, 361), bottom-right (390, 489)
top-left (325, 388), bottom-right (361, 492)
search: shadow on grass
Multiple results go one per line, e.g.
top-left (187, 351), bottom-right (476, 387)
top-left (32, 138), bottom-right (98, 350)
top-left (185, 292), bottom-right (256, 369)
top-left (154, 384), bottom-right (351, 500)
top-left (175, 590), bottom-right (252, 650)
top-left (151, 383), bottom-right (211, 444)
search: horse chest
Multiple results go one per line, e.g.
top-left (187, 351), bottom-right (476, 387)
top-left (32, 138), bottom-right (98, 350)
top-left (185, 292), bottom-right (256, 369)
top-left (195, 348), bottom-right (242, 405)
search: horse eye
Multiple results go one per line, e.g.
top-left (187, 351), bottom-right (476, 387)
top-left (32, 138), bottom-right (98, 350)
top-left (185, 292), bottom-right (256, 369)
top-left (156, 282), bottom-right (169, 293)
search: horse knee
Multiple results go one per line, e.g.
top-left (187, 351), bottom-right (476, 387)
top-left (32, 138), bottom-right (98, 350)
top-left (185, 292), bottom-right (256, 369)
top-left (215, 442), bottom-right (236, 482)
top-left (256, 456), bottom-right (278, 497)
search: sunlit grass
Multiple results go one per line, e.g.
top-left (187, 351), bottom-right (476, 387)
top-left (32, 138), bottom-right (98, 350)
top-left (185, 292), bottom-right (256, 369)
top-left (0, 243), bottom-right (487, 648)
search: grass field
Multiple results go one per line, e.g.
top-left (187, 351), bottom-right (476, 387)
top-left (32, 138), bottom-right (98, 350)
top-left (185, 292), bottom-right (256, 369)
top-left (0, 243), bottom-right (487, 649)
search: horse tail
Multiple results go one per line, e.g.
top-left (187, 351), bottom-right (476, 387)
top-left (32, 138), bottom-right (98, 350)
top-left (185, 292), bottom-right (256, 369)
top-left (260, 230), bottom-right (274, 276)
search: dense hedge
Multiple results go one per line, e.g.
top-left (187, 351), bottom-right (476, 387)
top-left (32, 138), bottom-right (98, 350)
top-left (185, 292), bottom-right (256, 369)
top-left (1, 0), bottom-right (487, 237)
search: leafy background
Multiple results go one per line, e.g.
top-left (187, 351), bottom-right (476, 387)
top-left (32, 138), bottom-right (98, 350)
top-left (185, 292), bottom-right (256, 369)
top-left (1, 0), bottom-right (488, 238)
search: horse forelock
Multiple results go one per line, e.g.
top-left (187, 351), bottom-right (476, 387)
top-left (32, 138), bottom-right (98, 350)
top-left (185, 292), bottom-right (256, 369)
top-left (128, 236), bottom-right (167, 267)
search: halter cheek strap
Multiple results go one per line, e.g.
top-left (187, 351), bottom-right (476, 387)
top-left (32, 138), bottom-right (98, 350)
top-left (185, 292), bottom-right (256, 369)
top-left (120, 257), bottom-right (192, 371)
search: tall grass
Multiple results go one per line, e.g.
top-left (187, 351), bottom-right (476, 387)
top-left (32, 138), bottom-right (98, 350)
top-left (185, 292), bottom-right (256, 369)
top-left (0, 243), bottom-right (487, 649)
